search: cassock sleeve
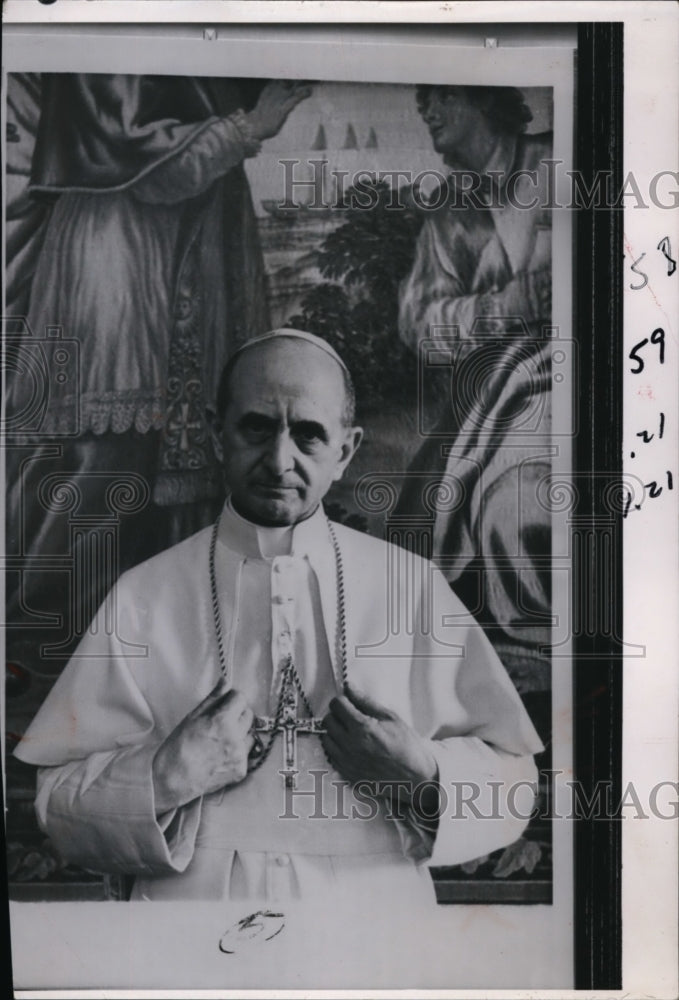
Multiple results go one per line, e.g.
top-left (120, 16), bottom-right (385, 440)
top-left (14, 588), bottom-right (202, 877)
top-left (390, 564), bottom-right (544, 868)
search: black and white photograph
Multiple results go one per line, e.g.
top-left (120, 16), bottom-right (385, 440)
top-left (1, 5), bottom-right (677, 996)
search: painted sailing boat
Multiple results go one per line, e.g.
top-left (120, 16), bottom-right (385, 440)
top-left (342, 123), bottom-right (358, 150)
top-left (261, 122), bottom-right (379, 219)
top-left (312, 123), bottom-right (328, 150)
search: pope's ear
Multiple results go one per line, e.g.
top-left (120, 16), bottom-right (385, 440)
top-left (205, 405), bottom-right (225, 465)
top-left (333, 426), bottom-right (363, 481)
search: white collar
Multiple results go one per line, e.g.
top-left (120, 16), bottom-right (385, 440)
top-left (217, 497), bottom-right (331, 561)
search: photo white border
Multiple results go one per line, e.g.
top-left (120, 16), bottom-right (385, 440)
top-left (2, 22), bottom-right (573, 992)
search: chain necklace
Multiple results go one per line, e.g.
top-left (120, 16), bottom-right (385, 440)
top-left (208, 512), bottom-right (348, 773)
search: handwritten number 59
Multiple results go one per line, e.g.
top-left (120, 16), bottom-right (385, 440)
top-left (629, 328), bottom-right (665, 374)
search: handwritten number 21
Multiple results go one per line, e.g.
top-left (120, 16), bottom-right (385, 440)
top-left (629, 328), bottom-right (665, 374)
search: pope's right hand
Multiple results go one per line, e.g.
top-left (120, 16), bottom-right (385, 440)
top-left (152, 679), bottom-right (254, 813)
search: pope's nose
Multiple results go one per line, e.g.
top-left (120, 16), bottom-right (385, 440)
top-left (263, 431), bottom-right (295, 476)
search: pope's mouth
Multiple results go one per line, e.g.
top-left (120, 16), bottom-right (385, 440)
top-left (254, 485), bottom-right (300, 496)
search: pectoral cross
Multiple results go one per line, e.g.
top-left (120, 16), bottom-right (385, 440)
top-left (251, 664), bottom-right (326, 789)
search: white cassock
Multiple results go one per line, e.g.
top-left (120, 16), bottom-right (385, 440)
top-left (15, 501), bottom-right (543, 903)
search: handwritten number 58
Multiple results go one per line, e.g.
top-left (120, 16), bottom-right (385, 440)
top-left (629, 328), bottom-right (665, 374)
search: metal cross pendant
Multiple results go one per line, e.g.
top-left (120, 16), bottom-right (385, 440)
top-left (253, 672), bottom-right (325, 789)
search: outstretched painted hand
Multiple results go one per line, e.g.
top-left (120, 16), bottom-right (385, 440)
top-left (246, 79), bottom-right (312, 142)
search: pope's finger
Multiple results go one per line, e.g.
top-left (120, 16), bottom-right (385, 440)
top-left (343, 682), bottom-right (395, 721)
top-left (236, 704), bottom-right (254, 733)
top-left (205, 675), bottom-right (232, 701)
top-left (323, 714), bottom-right (346, 743)
top-left (221, 694), bottom-right (255, 733)
top-left (327, 694), bottom-right (365, 730)
top-left (321, 733), bottom-right (343, 768)
top-left (205, 687), bottom-right (249, 722)
top-left (188, 675), bottom-right (231, 717)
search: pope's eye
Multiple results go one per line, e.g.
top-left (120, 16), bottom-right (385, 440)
top-left (240, 415), bottom-right (273, 439)
top-left (295, 435), bottom-right (320, 453)
top-left (294, 423), bottom-right (326, 450)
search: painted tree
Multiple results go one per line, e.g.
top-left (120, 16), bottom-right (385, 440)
top-left (287, 179), bottom-right (424, 410)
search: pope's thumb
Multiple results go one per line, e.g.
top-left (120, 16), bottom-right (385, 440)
top-left (343, 682), bottom-right (394, 721)
top-left (190, 675), bottom-right (231, 717)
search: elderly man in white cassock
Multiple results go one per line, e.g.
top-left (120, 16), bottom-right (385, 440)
top-left (15, 329), bottom-right (543, 904)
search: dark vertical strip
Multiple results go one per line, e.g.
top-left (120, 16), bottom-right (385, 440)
top-left (574, 22), bottom-right (624, 989)
top-left (0, 780), bottom-right (15, 994)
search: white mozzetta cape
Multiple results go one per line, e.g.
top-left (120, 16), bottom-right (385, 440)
top-left (16, 504), bottom-right (543, 902)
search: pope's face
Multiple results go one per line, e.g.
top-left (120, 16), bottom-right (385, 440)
top-left (421, 87), bottom-right (487, 157)
top-left (220, 341), bottom-right (362, 526)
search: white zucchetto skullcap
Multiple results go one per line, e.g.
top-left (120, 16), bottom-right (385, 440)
top-left (227, 328), bottom-right (349, 374)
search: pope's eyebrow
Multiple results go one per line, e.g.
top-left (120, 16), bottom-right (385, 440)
top-left (292, 420), bottom-right (328, 442)
top-left (237, 411), bottom-right (277, 431)
top-left (236, 413), bottom-right (329, 443)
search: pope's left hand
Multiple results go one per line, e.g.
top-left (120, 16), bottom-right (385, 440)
top-left (321, 683), bottom-right (438, 804)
